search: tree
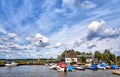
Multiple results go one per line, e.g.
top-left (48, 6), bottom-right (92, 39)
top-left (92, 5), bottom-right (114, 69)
top-left (102, 49), bottom-right (111, 63)
top-left (76, 51), bottom-right (81, 55)
top-left (81, 55), bottom-right (86, 63)
top-left (94, 51), bottom-right (102, 62)
top-left (110, 54), bottom-right (116, 63)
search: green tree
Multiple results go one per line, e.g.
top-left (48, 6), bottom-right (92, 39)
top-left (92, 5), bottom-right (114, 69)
top-left (60, 50), bottom-right (67, 58)
top-left (102, 49), bottom-right (111, 63)
top-left (94, 51), bottom-right (102, 61)
top-left (110, 54), bottom-right (116, 63)
top-left (76, 51), bottom-right (81, 55)
top-left (81, 55), bottom-right (86, 63)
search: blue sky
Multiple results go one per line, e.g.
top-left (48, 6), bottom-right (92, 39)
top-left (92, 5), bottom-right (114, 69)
top-left (0, 0), bottom-right (120, 59)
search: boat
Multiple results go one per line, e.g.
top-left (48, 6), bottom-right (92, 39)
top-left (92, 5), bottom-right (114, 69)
top-left (90, 64), bottom-right (98, 70)
top-left (85, 63), bottom-right (92, 67)
top-left (49, 64), bottom-right (58, 70)
top-left (72, 65), bottom-right (85, 70)
top-left (74, 66), bottom-right (85, 70)
top-left (111, 65), bottom-right (118, 69)
top-left (5, 61), bottom-right (18, 67)
top-left (112, 70), bottom-right (120, 75)
top-left (56, 62), bottom-right (67, 72)
top-left (56, 66), bottom-right (67, 72)
top-left (67, 66), bottom-right (73, 71)
top-left (97, 62), bottom-right (107, 70)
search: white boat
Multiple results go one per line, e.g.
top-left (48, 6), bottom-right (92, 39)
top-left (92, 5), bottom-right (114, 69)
top-left (56, 66), bottom-right (67, 72)
top-left (49, 64), bottom-right (58, 70)
top-left (56, 62), bottom-right (67, 72)
top-left (97, 64), bottom-right (106, 70)
top-left (5, 62), bottom-right (18, 67)
top-left (74, 66), bottom-right (85, 70)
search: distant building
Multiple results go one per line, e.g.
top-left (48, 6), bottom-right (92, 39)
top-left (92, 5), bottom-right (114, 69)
top-left (77, 55), bottom-right (94, 63)
top-left (65, 50), bottom-right (77, 64)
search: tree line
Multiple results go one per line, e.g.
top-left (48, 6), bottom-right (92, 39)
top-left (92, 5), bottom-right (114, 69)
top-left (57, 49), bottom-right (120, 65)
top-left (94, 49), bottom-right (116, 64)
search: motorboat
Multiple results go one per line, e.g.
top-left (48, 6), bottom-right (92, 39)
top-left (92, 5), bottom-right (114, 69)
top-left (56, 62), bottom-right (67, 72)
top-left (56, 66), bottom-right (67, 72)
top-left (74, 66), bottom-right (85, 70)
top-left (67, 66), bottom-right (73, 71)
top-left (72, 64), bottom-right (85, 70)
top-left (111, 65), bottom-right (118, 69)
top-left (49, 64), bottom-right (58, 70)
top-left (5, 61), bottom-right (18, 67)
top-left (90, 64), bottom-right (98, 70)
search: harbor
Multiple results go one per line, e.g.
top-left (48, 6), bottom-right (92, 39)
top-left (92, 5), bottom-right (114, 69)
top-left (0, 65), bottom-right (120, 77)
top-left (0, 0), bottom-right (120, 77)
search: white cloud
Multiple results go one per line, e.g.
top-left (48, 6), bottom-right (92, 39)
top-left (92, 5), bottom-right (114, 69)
top-left (88, 20), bottom-right (106, 32)
top-left (53, 42), bottom-right (62, 48)
top-left (87, 20), bottom-right (120, 40)
top-left (26, 33), bottom-right (49, 48)
top-left (7, 33), bottom-right (17, 38)
top-left (103, 28), bottom-right (120, 37)
top-left (35, 33), bottom-right (49, 43)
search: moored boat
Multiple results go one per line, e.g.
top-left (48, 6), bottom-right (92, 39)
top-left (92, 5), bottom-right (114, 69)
top-left (5, 61), bottom-right (18, 67)
top-left (56, 62), bottom-right (67, 72)
top-left (74, 66), bottom-right (85, 70)
top-left (90, 64), bottom-right (98, 70)
top-left (49, 64), bottom-right (58, 70)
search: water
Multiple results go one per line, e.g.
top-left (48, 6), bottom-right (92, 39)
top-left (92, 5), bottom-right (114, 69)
top-left (0, 65), bottom-right (119, 77)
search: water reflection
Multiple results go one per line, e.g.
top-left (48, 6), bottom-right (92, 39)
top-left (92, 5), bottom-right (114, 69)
top-left (59, 72), bottom-right (67, 77)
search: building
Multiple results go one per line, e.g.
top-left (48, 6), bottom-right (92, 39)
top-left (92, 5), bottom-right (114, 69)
top-left (77, 55), bottom-right (94, 63)
top-left (65, 50), bottom-right (77, 64)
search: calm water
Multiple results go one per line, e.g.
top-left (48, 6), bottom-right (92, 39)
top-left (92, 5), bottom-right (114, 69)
top-left (0, 65), bottom-right (119, 77)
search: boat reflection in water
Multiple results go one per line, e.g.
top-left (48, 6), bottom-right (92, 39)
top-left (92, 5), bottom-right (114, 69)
top-left (112, 70), bottom-right (120, 75)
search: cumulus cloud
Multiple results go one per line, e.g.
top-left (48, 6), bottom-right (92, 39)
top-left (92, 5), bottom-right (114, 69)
top-left (103, 28), bottom-right (120, 38)
top-left (26, 33), bottom-right (49, 48)
top-left (86, 20), bottom-right (120, 40)
top-left (88, 20), bottom-right (106, 32)
top-left (53, 42), bottom-right (62, 48)
top-left (87, 20), bottom-right (106, 40)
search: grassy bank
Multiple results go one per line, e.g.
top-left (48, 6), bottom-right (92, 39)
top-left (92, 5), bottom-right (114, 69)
top-left (0, 59), bottom-right (58, 66)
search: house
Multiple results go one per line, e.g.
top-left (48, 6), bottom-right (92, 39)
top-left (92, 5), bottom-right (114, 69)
top-left (77, 54), bottom-right (94, 63)
top-left (65, 50), bottom-right (77, 64)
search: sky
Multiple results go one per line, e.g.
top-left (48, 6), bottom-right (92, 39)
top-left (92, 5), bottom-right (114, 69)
top-left (0, 0), bottom-right (120, 59)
